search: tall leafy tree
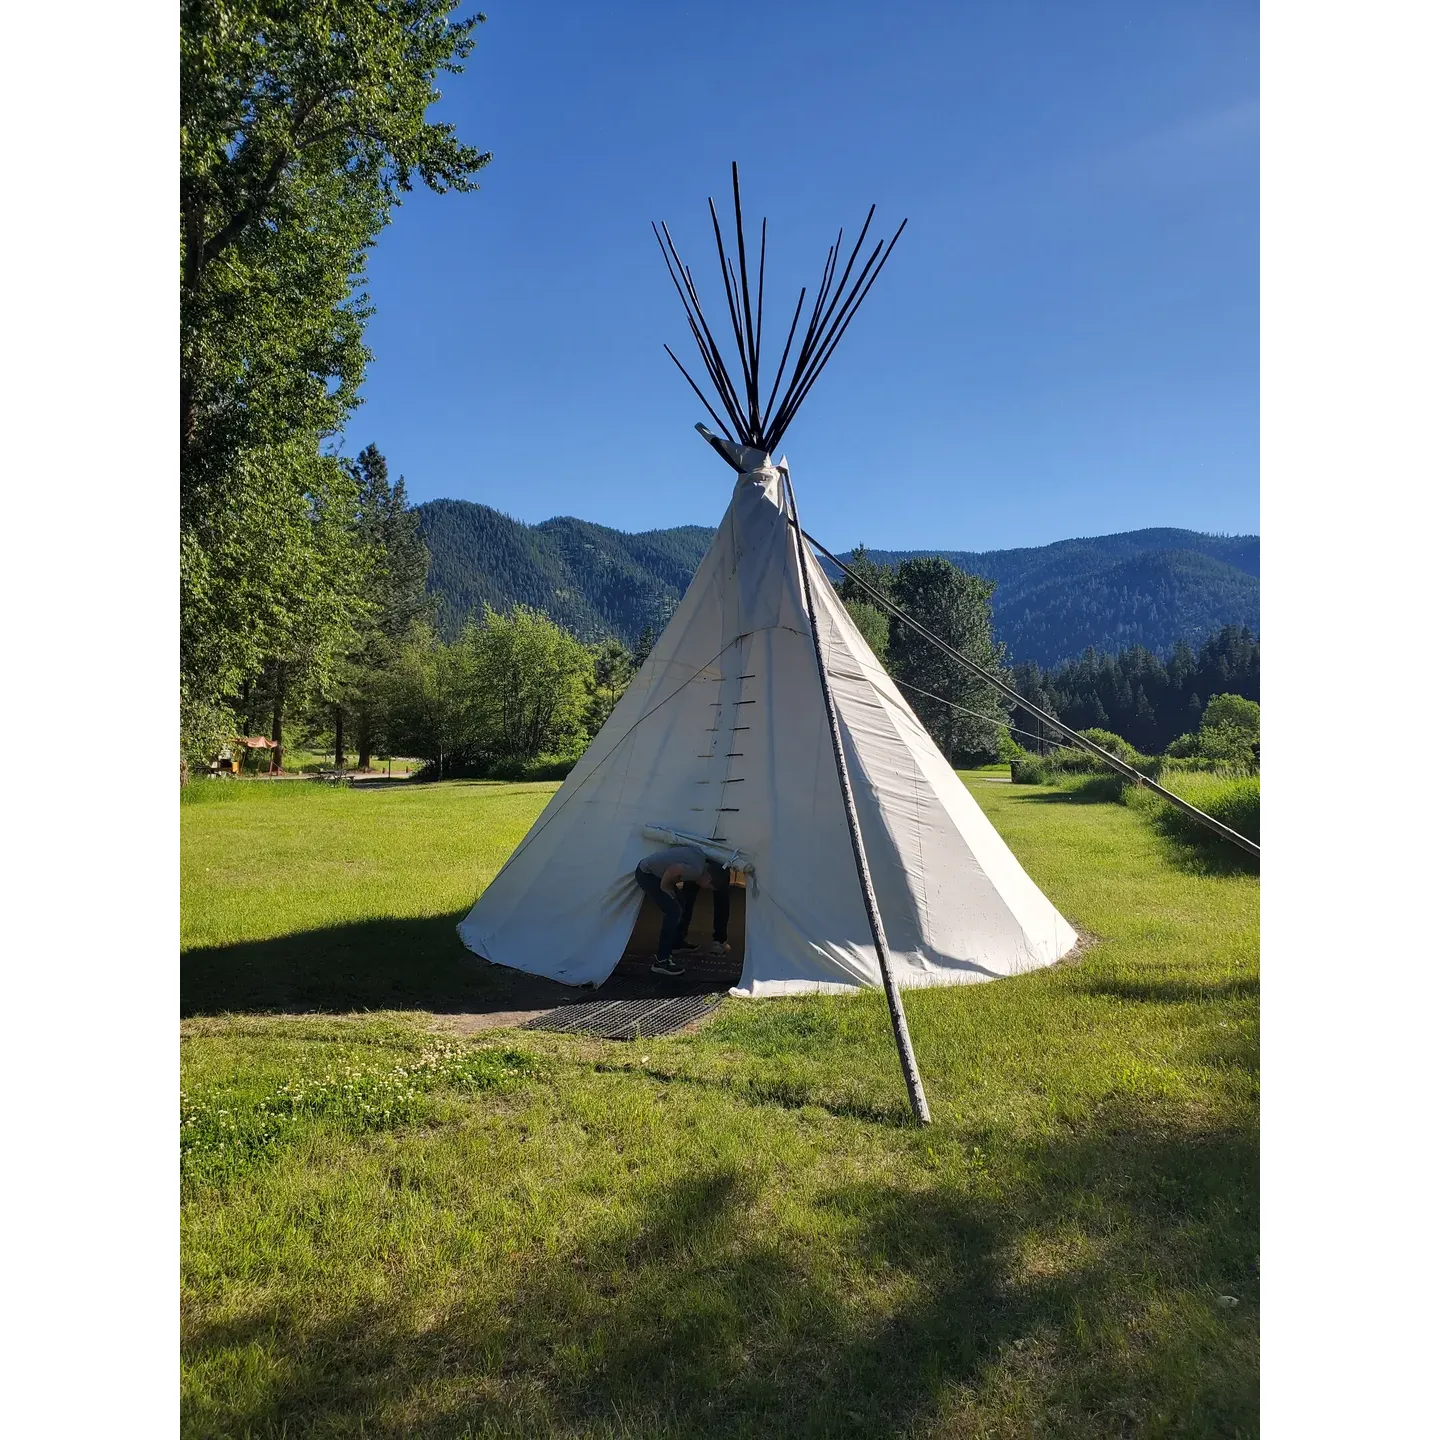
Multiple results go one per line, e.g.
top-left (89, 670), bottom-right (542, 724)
top-left (842, 600), bottom-right (891, 663)
top-left (180, 0), bottom-right (488, 756)
top-left (838, 545), bottom-right (1011, 759)
top-left (836, 545), bottom-right (895, 665)
top-left (382, 609), bottom-right (594, 770)
top-left (192, 449), bottom-right (378, 770)
top-left (352, 445), bottom-right (431, 640)
top-left (836, 544), bottom-right (894, 609)
top-left (886, 557), bottom-right (1012, 764)
top-left (1197, 693), bottom-right (1261, 765)
top-left (464, 607), bottom-right (593, 763)
top-left (381, 620), bottom-right (477, 777)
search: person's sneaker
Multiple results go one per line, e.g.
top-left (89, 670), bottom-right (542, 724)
top-left (704, 941), bottom-right (731, 957)
top-left (672, 940), bottom-right (699, 955)
top-left (650, 956), bottom-right (686, 978)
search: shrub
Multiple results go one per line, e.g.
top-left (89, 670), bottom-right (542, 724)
top-left (485, 751), bottom-right (581, 781)
top-left (414, 749), bottom-right (580, 782)
top-left (1011, 753), bottom-right (1054, 784)
top-left (1207, 776), bottom-right (1260, 842)
top-left (1160, 756), bottom-right (1256, 778)
top-left (1010, 727), bottom-right (1160, 785)
top-left (1077, 728), bottom-right (1144, 767)
top-left (1199, 726), bottom-right (1259, 768)
top-left (1125, 768), bottom-right (1260, 851)
top-left (1195, 694), bottom-right (1260, 770)
top-left (996, 729), bottom-right (1026, 763)
top-left (1165, 731), bottom-right (1200, 759)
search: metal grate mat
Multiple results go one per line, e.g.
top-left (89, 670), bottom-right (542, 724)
top-left (523, 993), bottom-right (723, 1039)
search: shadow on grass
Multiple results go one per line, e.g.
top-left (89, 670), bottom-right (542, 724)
top-left (1079, 975), bottom-right (1259, 1006)
top-left (589, 1059), bottom-right (911, 1128)
top-left (1012, 776), bottom-right (1127, 806)
top-left (182, 1120), bottom-right (1260, 1438)
top-left (1140, 806), bottom-right (1260, 879)
top-left (181, 911), bottom-right (732, 1019)
top-left (180, 909), bottom-right (634, 1019)
top-left (183, 910), bottom-right (493, 1017)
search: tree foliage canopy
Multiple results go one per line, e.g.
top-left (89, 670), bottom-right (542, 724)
top-left (179, 0), bottom-right (487, 761)
top-left (384, 608), bottom-right (598, 771)
top-left (181, 0), bottom-right (488, 473)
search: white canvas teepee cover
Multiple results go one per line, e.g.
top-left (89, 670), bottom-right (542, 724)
top-left (458, 452), bottom-right (1077, 996)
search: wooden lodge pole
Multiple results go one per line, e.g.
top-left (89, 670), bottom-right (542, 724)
top-left (784, 472), bottom-right (932, 1126)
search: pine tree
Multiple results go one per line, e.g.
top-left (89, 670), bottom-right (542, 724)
top-left (318, 444), bottom-right (434, 769)
top-left (585, 637), bottom-right (635, 736)
top-left (631, 626), bottom-right (656, 670)
top-left (886, 557), bottom-right (1012, 764)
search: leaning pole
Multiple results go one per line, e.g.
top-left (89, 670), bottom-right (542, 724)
top-left (785, 471), bottom-right (932, 1126)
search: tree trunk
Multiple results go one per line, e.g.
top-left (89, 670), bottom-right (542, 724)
top-left (357, 711), bottom-right (372, 772)
top-left (271, 662), bottom-right (286, 771)
top-left (334, 705), bottom-right (345, 770)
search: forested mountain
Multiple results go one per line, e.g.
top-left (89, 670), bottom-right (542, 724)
top-left (417, 500), bottom-right (713, 641)
top-left (418, 500), bottom-right (1258, 663)
top-left (834, 530), bottom-right (1259, 667)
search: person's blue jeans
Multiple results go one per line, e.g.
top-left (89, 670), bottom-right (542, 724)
top-left (634, 866), bottom-right (730, 960)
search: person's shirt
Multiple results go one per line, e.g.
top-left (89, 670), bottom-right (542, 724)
top-left (637, 844), bottom-right (708, 884)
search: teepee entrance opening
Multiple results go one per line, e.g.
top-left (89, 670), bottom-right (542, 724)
top-left (617, 873), bottom-right (747, 990)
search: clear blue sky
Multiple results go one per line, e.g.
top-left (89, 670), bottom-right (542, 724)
top-left (347, 0), bottom-right (1258, 552)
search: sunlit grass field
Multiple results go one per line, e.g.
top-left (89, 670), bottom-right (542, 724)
top-left (181, 774), bottom-right (1258, 1438)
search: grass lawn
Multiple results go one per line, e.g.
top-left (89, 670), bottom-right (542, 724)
top-left (181, 774), bottom-right (1258, 1438)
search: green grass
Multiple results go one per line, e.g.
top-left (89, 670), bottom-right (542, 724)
top-left (1125, 770), bottom-right (1260, 851)
top-left (1009, 750), bottom-right (1259, 866)
top-left (181, 779), bottom-right (560, 1012)
top-left (181, 775), bottom-right (1258, 1438)
top-left (1007, 765), bottom-right (1261, 874)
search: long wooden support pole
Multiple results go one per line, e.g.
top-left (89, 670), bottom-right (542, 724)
top-left (784, 473), bottom-right (932, 1125)
top-left (802, 527), bottom-right (1261, 861)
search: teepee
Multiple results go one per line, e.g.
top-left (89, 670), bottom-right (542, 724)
top-left (458, 169), bottom-right (1077, 1008)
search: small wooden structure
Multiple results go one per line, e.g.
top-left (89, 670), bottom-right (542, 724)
top-left (215, 736), bottom-right (280, 775)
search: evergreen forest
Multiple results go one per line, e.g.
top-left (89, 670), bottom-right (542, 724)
top-left (1009, 626), bottom-right (1260, 756)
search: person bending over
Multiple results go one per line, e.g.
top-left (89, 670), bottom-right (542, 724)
top-left (633, 844), bottom-right (731, 977)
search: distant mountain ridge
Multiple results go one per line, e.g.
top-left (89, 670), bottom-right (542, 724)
top-left (843, 529), bottom-right (1259, 666)
top-left (417, 499), bottom-right (714, 644)
top-left (415, 500), bottom-right (1258, 667)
